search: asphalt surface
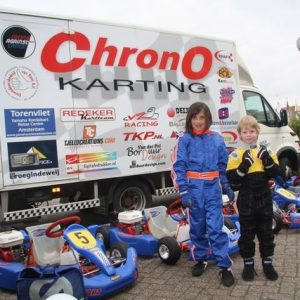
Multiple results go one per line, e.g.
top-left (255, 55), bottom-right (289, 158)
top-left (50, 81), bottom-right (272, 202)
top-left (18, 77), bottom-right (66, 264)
top-left (1, 212), bottom-right (300, 300)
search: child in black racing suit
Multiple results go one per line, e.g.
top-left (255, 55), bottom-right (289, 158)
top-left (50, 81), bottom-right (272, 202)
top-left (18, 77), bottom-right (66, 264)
top-left (226, 115), bottom-right (283, 281)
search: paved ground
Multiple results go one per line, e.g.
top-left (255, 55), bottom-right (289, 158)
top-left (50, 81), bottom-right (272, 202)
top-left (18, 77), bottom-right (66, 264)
top-left (1, 225), bottom-right (300, 300)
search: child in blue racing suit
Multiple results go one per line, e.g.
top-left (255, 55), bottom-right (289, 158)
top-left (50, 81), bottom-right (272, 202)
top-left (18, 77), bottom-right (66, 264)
top-left (172, 102), bottom-right (235, 287)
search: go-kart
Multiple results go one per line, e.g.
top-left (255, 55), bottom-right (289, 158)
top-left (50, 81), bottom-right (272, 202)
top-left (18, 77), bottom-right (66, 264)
top-left (89, 199), bottom-right (240, 265)
top-left (271, 184), bottom-right (300, 232)
top-left (0, 216), bottom-right (138, 299)
top-left (222, 193), bottom-right (284, 234)
top-left (163, 198), bottom-right (240, 259)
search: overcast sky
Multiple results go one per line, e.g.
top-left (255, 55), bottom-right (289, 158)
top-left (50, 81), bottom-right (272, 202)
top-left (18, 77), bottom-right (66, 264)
top-left (1, 0), bottom-right (300, 109)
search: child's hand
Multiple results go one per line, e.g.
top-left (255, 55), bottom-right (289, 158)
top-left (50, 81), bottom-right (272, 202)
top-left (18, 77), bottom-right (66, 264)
top-left (257, 146), bottom-right (274, 168)
top-left (238, 150), bottom-right (254, 174)
top-left (180, 191), bottom-right (192, 208)
top-left (223, 184), bottom-right (235, 202)
top-left (257, 146), bottom-right (270, 161)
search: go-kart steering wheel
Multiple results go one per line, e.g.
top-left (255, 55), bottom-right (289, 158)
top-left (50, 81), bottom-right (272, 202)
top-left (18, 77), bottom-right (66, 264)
top-left (166, 198), bottom-right (183, 215)
top-left (45, 216), bottom-right (81, 238)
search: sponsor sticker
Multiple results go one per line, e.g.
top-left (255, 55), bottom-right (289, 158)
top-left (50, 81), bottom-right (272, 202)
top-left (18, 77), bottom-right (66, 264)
top-left (3, 66), bottom-right (38, 100)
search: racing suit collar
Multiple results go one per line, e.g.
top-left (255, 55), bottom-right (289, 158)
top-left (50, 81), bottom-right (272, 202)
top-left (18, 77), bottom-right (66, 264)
top-left (238, 140), bottom-right (258, 150)
top-left (193, 129), bottom-right (211, 135)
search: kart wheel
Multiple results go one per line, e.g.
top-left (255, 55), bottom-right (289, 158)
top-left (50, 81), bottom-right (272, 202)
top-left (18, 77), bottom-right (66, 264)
top-left (272, 203), bottom-right (283, 234)
top-left (95, 225), bottom-right (111, 250)
top-left (157, 236), bottom-right (181, 265)
top-left (279, 157), bottom-right (293, 179)
top-left (224, 217), bottom-right (236, 230)
top-left (293, 176), bottom-right (300, 186)
top-left (110, 241), bottom-right (129, 259)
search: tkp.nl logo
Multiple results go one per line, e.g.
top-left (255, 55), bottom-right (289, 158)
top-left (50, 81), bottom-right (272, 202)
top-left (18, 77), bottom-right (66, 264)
top-left (1, 26), bottom-right (36, 58)
top-left (3, 66), bottom-right (38, 100)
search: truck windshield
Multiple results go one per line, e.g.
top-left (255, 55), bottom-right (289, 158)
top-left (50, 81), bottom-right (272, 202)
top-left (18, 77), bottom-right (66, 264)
top-left (243, 90), bottom-right (279, 127)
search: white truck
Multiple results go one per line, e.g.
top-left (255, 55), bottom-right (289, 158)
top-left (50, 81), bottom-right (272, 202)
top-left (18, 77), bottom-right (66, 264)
top-left (0, 11), bottom-right (299, 223)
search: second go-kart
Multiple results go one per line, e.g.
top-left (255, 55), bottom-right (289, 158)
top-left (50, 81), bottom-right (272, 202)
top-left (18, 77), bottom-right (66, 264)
top-left (222, 193), bottom-right (284, 234)
top-left (0, 216), bottom-right (138, 299)
top-left (271, 184), bottom-right (300, 232)
top-left (89, 199), bottom-right (240, 265)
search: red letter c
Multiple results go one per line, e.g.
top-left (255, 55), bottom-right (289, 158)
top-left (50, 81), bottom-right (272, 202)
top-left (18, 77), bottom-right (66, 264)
top-left (41, 32), bottom-right (90, 73)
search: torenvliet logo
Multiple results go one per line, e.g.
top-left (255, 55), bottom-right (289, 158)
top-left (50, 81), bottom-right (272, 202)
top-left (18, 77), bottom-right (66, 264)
top-left (41, 33), bottom-right (213, 80)
top-left (60, 108), bottom-right (116, 122)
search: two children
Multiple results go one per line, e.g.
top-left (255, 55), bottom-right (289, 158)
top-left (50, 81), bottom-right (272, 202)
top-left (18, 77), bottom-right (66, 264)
top-left (173, 103), bottom-right (281, 285)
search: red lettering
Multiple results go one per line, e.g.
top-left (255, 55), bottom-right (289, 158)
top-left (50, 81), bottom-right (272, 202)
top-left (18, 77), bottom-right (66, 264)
top-left (159, 52), bottom-right (180, 70)
top-left (144, 131), bottom-right (155, 139)
top-left (182, 46), bottom-right (212, 80)
top-left (41, 32), bottom-right (90, 72)
top-left (136, 49), bottom-right (158, 68)
top-left (91, 38), bottom-right (117, 65)
top-left (42, 32), bottom-right (213, 80)
top-left (119, 47), bottom-right (138, 66)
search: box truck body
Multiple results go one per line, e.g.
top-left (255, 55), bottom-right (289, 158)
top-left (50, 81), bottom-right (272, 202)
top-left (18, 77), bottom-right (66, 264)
top-left (0, 11), bottom-right (299, 222)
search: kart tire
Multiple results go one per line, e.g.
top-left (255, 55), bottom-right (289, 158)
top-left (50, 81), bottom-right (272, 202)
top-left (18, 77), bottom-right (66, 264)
top-left (272, 203), bottom-right (283, 234)
top-left (279, 157), bottom-right (293, 179)
top-left (293, 176), bottom-right (300, 186)
top-left (224, 217), bottom-right (236, 230)
top-left (157, 236), bottom-right (181, 265)
top-left (95, 224), bottom-right (111, 250)
top-left (110, 241), bottom-right (129, 259)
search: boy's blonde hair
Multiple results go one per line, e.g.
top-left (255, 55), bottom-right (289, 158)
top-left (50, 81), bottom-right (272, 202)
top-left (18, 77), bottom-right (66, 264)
top-left (237, 115), bottom-right (260, 134)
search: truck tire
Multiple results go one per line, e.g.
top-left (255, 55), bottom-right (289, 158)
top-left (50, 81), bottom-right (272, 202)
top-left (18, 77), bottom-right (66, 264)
top-left (113, 180), bottom-right (151, 212)
top-left (279, 157), bottom-right (293, 179)
top-left (157, 236), bottom-right (181, 265)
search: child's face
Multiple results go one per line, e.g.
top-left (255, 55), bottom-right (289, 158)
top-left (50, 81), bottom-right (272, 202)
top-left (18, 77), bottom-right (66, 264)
top-left (239, 127), bottom-right (258, 145)
top-left (191, 111), bottom-right (206, 131)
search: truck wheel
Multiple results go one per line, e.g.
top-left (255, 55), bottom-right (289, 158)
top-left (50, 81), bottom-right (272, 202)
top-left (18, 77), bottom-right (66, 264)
top-left (113, 180), bottom-right (151, 212)
top-left (279, 157), bottom-right (293, 179)
top-left (157, 236), bottom-right (181, 265)
top-left (95, 224), bottom-right (111, 250)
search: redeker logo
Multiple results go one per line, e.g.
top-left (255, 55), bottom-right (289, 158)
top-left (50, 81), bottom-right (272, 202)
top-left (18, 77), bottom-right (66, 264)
top-left (218, 108), bottom-right (229, 119)
top-left (1, 26), bottom-right (36, 58)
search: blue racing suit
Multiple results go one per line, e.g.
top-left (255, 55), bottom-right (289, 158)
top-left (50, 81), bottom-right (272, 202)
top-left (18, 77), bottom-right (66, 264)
top-left (172, 131), bottom-right (232, 268)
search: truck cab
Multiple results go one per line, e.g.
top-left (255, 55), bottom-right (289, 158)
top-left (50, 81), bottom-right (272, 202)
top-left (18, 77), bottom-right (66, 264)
top-left (238, 59), bottom-right (300, 177)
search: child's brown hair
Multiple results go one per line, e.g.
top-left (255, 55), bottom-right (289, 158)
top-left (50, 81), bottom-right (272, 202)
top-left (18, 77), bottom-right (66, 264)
top-left (185, 102), bottom-right (212, 134)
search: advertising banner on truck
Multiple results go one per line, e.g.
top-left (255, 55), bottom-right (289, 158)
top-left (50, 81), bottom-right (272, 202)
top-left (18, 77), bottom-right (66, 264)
top-left (0, 13), bottom-right (240, 187)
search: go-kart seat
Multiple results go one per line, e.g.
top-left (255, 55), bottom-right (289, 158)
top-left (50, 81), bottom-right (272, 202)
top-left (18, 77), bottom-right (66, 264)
top-left (26, 223), bottom-right (65, 266)
top-left (144, 206), bottom-right (178, 239)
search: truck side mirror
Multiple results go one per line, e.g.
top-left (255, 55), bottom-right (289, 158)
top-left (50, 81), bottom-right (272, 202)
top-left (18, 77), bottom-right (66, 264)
top-left (280, 109), bottom-right (288, 126)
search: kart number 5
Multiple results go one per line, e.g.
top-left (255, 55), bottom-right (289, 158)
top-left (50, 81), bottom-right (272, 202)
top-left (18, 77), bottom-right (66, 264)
top-left (67, 229), bottom-right (97, 249)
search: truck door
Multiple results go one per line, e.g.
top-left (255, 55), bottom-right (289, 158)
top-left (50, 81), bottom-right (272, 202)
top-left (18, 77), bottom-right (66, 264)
top-left (243, 90), bottom-right (283, 146)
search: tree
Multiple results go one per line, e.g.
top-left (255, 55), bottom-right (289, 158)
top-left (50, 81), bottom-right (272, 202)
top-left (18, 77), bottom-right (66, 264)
top-left (289, 117), bottom-right (300, 139)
